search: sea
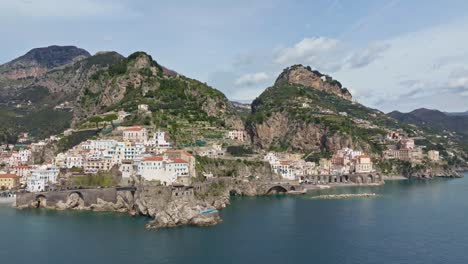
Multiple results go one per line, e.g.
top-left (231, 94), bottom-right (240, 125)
top-left (1, 172), bottom-right (467, 264)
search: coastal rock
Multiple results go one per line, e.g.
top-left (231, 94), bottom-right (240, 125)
top-left (145, 200), bottom-right (221, 229)
top-left (90, 198), bottom-right (117, 211)
top-left (56, 192), bottom-right (85, 210)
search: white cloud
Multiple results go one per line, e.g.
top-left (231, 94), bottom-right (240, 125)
top-left (235, 72), bottom-right (269, 86)
top-left (346, 43), bottom-right (390, 69)
top-left (333, 17), bottom-right (468, 112)
top-left (448, 76), bottom-right (468, 89)
top-left (274, 37), bottom-right (339, 65)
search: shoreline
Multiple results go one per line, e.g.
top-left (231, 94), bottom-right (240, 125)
top-left (12, 172), bottom-right (467, 229)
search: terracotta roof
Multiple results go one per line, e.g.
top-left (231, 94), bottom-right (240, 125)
top-left (171, 158), bottom-right (188, 163)
top-left (14, 165), bottom-right (31, 169)
top-left (143, 157), bottom-right (164, 161)
top-left (0, 174), bottom-right (19, 178)
top-left (125, 126), bottom-right (145, 131)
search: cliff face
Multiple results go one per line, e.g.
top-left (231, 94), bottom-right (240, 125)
top-left (274, 65), bottom-right (352, 100)
top-left (248, 111), bottom-right (367, 153)
top-left (196, 157), bottom-right (280, 180)
top-left (247, 67), bottom-right (382, 154)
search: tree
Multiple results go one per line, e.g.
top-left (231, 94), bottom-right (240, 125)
top-left (103, 114), bottom-right (118, 128)
top-left (88, 116), bottom-right (104, 129)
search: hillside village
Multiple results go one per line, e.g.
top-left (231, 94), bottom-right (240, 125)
top-left (0, 48), bottom-right (464, 193)
top-left (0, 109), bottom-right (447, 192)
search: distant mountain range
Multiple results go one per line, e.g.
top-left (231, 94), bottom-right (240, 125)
top-left (388, 108), bottom-right (468, 137)
top-left (446, 111), bottom-right (468, 117)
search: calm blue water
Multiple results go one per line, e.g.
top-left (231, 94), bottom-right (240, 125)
top-left (1, 173), bottom-right (468, 264)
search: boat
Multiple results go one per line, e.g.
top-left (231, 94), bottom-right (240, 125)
top-left (200, 209), bottom-right (218, 214)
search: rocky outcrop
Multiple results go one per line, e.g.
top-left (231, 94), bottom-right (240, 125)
top-left (145, 200), bottom-right (222, 229)
top-left (0, 45), bottom-right (90, 80)
top-left (249, 111), bottom-right (366, 153)
top-left (275, 65), bottom-right (352, 100)
top-left (196, 157), bottom-right (280, 181)
top-left (409, 166), bottom-right (461, 178)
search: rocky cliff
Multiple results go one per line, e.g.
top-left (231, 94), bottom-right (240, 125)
top-left (274, 64), bottom-right (352, 100)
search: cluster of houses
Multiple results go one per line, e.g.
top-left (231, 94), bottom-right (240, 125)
top-left (0, 126), bottom-right (198, 192)
top-left (383, 131), bottom-right (440, 163)
top-left (53, 126), bottom-right (196, 187)
top-left (264, 147), bottom-right (374, 181)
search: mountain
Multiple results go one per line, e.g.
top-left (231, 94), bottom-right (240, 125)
top-left (0, 46), bottom-right (242, 144)
top-left (446, 111), bottom-right (468, 117)
top-left (0, 45), bottom-right (90, 80)
top-left (388, 108), bottom-right (468, 137)
top-left (246, 65), bottom-right (402, 156)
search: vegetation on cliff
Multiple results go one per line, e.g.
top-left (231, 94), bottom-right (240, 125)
top-left (246, 80), bottom-right (391, 154)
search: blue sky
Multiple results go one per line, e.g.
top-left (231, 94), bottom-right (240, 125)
top-left (1, 0), bottom-right (468, 112)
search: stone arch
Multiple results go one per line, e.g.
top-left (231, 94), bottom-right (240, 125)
top-left (356, 175), bottom-right (364, 184)
top-left (266, 186), bottom-right (288, 194)
top-left (367, 174), bottom-right (374, 183)
top-left (375, 173), bottom-right (381, 182)
top-left (289, 186), bottom-right (296, 191)
top-left (35, 194), bottom-right (47, 208)
top-left (70, 191), bottom-right (84, 199)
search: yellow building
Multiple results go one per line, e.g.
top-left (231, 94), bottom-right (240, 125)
top-left (0, 174), bottom-right (19, 190)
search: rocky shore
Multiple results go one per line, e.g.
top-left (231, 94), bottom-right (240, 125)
top-left (15, 179), bottom-right (270, 229)
top-left (15, 170), bottom-right (466, 229)
top-left (409, 167), bottom-right (462, 179)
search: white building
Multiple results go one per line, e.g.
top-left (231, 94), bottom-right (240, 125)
top-left (354, 155), bottom-right (373, 173)
top-left (12, 165), bottom-right (32, 184)
top-left (138, 104), bottom-right (149, 112)
top-left (18, 149), bottom-right (32, 164)
top-left (226, 130), bottom-right (245, 142)
top-left (119, 160), bottom-right (134, 179)
top-left (27, 165), bottom-right (59, 192)
top-left (137, 156), bottom-right (189, 185)
top-left (138, 104), bottom-right (149, 113)
top-left (65, 155), bottom-right (83, 169)
top-left (197, 144), bottom-right (225, 158)
top-left (271, 161), bottom-right (296, 180)
top-left (146, 131), bottom-right (172, 149)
